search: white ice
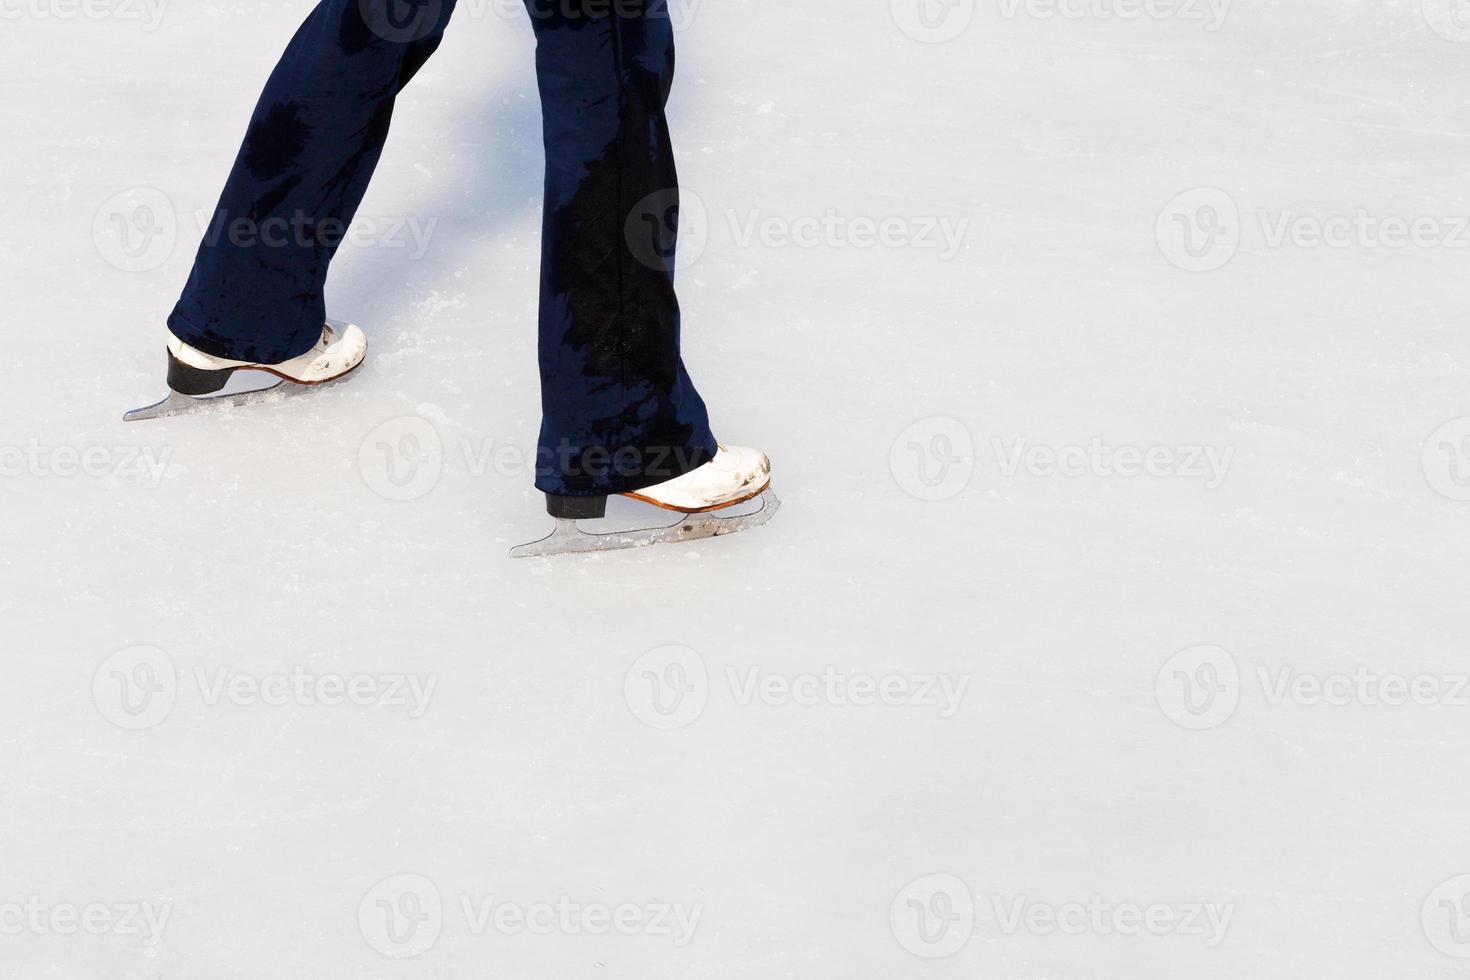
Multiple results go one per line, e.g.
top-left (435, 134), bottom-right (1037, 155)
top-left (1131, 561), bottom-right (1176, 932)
top-left (3, 0), bottom-right (1470, 976)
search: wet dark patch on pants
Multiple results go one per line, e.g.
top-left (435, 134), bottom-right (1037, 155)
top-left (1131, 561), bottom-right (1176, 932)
top-left (244, 102), bottom-right (311, 181)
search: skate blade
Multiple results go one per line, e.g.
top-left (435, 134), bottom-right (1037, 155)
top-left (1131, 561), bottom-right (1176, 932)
top-left (510, 487), bottom-right (781, 559)
top-left (122, 381), bottom-right (299, 422)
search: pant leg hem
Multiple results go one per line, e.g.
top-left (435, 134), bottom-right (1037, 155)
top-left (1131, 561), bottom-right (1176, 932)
top-left (535, 433), bottom-right (719, 498)
top-left (166, 308), bottom-right (321, 365)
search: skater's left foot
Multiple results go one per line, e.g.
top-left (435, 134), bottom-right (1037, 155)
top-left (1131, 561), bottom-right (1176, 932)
top-left (124, 318), bottom-right (367, 421)
top-left (167, 319), bottom-right (367, 385)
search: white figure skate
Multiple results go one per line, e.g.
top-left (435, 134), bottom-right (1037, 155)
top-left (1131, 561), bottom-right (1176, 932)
top-left (123, 318), bottom-right (367, 421)
top-left (510, 444), bottom-right (780, 558)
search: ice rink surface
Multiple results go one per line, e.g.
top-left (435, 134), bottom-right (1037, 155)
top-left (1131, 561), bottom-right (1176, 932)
top-left (4, 0), bottom-right (1470, 975)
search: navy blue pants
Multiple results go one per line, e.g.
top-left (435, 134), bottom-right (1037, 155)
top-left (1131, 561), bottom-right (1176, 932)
top-left (168, 0), bottom-right (717, 496)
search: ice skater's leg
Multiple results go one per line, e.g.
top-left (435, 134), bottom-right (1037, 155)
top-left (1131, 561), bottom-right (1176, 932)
top-left (168, 0), bottom-right (457, 364)
top-left (524, 0), bottom-right (718, 498)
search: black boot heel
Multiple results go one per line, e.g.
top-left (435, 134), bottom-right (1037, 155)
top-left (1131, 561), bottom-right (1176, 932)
top-left (166, 352), bottom-right (236, 396)
top-left (546, 494), bottom-right (607, 520)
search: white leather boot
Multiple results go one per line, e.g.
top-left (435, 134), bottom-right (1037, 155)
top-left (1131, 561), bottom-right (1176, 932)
top-left (125, 319), bottom-right (367, 421)
top-left (512, 444), bottom-right (780, 558)
top-left (623, 445), bottom-right (772, 513)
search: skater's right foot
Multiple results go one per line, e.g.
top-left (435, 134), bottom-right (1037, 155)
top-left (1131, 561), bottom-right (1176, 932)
top-left (622, 444), bottom-right (771, 513)
top-left (516, 444), bottom-right (778, 558)
top-left (167, 320), bottom-right (367, 385)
